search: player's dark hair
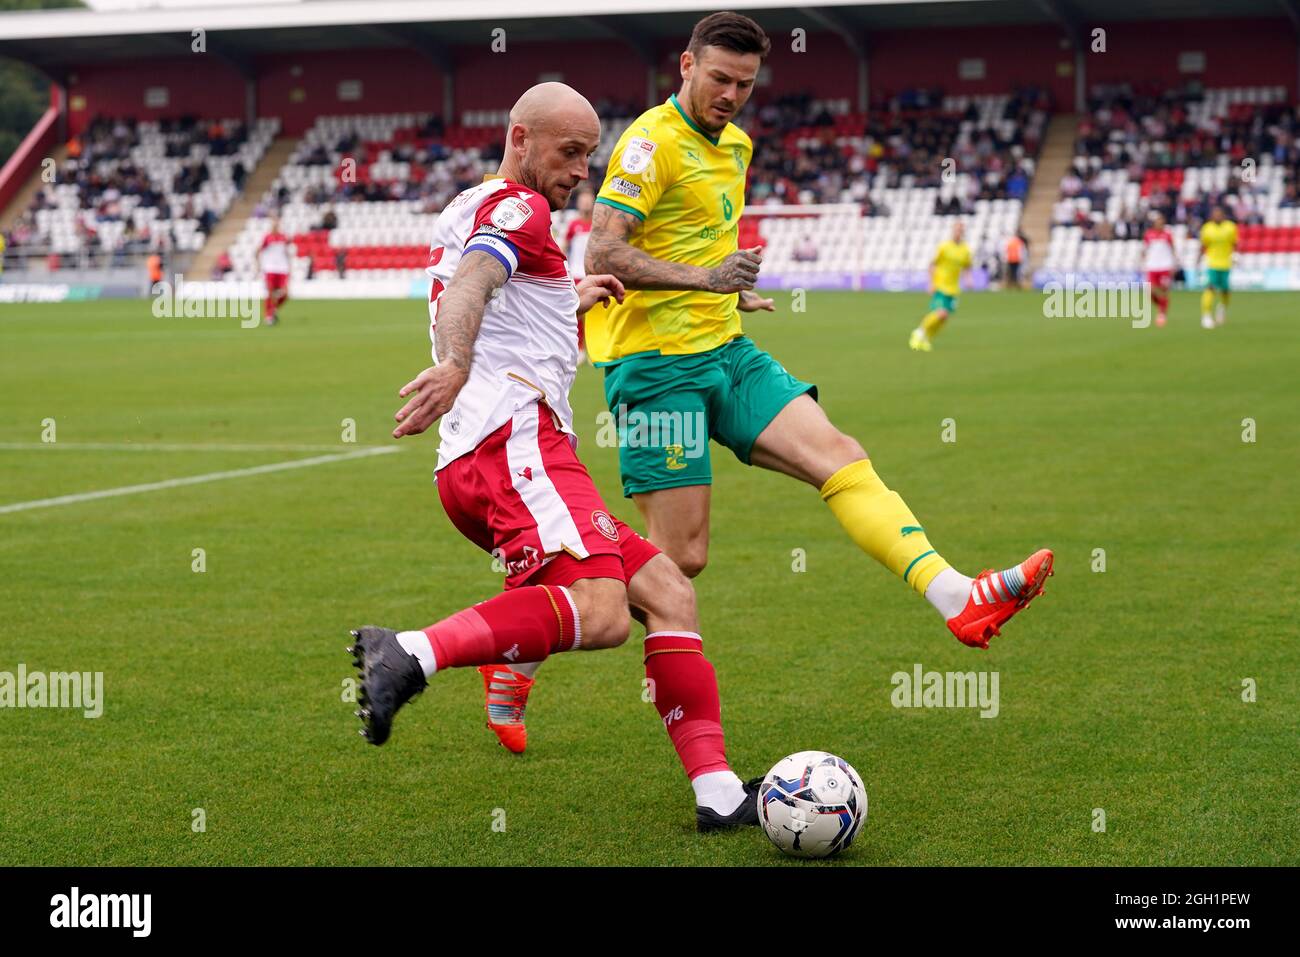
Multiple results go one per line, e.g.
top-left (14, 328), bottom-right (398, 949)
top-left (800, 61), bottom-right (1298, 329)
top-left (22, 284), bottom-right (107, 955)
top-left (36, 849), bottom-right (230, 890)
top-left (688, 11), bottom-right (771, 62)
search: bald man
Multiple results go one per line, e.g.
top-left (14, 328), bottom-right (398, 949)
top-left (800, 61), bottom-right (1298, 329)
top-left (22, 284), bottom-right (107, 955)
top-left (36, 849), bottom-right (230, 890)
top-left (349, 83), bottom-right (762, 832)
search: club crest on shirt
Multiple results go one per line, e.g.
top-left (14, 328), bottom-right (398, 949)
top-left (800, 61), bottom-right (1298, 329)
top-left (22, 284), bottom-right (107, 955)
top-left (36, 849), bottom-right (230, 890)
top-left (491, 197), bottom-right (534, 231)
top-left (591, 510), bottom-right (619, 541)
top-left (620, 137), bottom-right (657, 175)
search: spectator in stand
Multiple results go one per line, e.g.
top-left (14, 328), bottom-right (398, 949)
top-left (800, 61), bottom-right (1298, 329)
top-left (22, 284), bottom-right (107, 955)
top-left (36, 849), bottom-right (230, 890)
top-left (793, 233), bottom-right (820, 263)
top-left (211, 251), bottom-right (233, 280)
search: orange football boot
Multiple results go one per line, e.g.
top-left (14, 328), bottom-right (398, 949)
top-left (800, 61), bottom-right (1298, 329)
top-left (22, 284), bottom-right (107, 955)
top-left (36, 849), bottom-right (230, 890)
top-left (478, 664), bottom-right (534, 754)
top-left (946, 549), bottom-right (1054, 649)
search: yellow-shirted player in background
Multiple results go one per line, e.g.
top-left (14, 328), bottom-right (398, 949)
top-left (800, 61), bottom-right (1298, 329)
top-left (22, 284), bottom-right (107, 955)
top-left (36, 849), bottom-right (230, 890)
top-left (909, 221), bottom-right (972, 351)
top-left (1199, 206), bottom-right (1238, 329)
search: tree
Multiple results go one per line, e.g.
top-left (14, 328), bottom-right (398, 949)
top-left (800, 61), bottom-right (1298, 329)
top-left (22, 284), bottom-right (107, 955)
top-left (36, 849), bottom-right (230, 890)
top-left (0, 0), bottom-right (86, 165)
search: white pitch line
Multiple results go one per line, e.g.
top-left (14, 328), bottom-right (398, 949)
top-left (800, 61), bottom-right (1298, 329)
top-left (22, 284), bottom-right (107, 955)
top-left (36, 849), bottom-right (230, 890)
top-left (0, 446), bottom-right (403, 515)
top-left (0, 441), bottom-right (393, 453)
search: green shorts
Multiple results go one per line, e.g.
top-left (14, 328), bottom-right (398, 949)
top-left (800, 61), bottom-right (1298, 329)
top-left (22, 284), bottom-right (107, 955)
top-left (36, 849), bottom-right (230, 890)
top-left (929, 291), bottom-right (958, 313)
top-left (601, 336), bottom-right (817, 497)
top-left (1205, 268), bottom-right (1231, 292)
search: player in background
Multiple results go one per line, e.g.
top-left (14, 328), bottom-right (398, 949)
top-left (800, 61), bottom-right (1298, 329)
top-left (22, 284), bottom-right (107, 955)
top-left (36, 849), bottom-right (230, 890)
top-left (565, 187), bottom-right (596, 362)
top-left (258, 218), bottom-right (292, 326)
top-left (565, 186), bottom-right (596, 279)
top-left (349, 82), bottom-right (761, 832)
top-left (1199, 206), bottom-right (1238, 329)
top-left (910, 220), bottom-right (972, 351)
top-left (582, 12), bottom-right (1050, 659)
top-left (1142, 213), bottom-right (1176, 328)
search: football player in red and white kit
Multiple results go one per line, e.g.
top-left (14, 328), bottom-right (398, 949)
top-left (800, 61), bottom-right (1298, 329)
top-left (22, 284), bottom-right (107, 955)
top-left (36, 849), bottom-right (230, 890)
top-left (258, 217), bottom-right (292, 325)
top-left (348, 83), bottom-right (760, 831)
top-left (1143, 213), bottom-right (1176, 328)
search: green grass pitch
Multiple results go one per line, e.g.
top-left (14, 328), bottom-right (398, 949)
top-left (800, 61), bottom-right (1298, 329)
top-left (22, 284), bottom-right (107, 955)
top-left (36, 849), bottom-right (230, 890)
top-left (1, 290), bottom-right (1296, 866)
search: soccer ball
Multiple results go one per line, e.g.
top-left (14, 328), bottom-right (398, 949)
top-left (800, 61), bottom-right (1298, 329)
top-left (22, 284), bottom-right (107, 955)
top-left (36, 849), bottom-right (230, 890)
top-left (757, 751), bottom-right (868, 858)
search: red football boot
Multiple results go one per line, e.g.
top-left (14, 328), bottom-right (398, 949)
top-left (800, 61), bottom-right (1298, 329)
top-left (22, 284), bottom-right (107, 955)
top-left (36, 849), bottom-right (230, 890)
top-left (478, 664), bottom-right (534, 754)
top-left (946, 549), bottom-right (1054, 649)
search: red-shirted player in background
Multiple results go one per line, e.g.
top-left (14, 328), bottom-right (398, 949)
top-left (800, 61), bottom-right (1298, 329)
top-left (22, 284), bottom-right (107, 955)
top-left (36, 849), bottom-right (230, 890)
top-left (258, 217), bottom-right (292, 325)
top-left (1143, 213), bottom-right (1176, 328)
top-left (565, 187), bottom-right (595, 361)
top-left (564, 186), bottom-right (595, 279)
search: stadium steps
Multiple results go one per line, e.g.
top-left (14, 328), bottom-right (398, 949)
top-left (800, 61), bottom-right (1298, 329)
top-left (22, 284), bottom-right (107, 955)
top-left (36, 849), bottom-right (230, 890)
top-left (0, 143), bottom-right (67, 233)
top-left (187, 134), bottom-right (299, 280)
top-left (1020, 113), bottom-right (1079, 272)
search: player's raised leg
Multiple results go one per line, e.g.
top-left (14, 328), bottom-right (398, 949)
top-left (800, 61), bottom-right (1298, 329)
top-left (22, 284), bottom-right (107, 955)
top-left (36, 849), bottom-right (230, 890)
top-left (625, 544), bottom-right (760, 831)
top-left (350, 575), bottom-right (628, 745)
top-left (749, 392), bottom-right (1052, 648)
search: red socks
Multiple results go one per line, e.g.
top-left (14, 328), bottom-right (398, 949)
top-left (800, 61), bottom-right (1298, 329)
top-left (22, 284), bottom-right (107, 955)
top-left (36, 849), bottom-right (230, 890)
top-left (422, 585), bottom-right (578, 670)
top-left (644, 632), bottom-right (730, 779)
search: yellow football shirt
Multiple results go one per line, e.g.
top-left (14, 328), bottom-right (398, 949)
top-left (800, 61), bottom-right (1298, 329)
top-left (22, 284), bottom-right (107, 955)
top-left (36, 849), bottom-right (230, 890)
top-left (932, 241), bottom-right (972, 297)
top-left (589, 94), bottom-right (752, 364)
top-left (1200, 220), bottom-right (1238, 270)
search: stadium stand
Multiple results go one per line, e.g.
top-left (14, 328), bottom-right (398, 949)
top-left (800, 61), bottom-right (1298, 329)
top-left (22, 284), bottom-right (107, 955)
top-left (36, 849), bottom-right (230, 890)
top-left (215, 91), bottom-right (1044, 295)
top-left (222, 110), bottom-right (639, 294)
top-left (4, 116), bottom-right (279, 271)
top-left (1042, 85), bottom-right (1300, 278)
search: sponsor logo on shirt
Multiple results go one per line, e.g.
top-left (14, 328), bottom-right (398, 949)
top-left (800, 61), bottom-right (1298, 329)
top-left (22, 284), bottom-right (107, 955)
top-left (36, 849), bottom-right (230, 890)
top-left (608, 177), bottom-right (642, 199)
top-left (491, 197), bottom-right (534, 231)
top-left (620, 137), bottom-right (657, 175)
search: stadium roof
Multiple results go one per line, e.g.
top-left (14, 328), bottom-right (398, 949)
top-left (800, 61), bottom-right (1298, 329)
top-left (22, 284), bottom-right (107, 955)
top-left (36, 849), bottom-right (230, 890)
top-left (0, 0), bottom-right (1294, 75)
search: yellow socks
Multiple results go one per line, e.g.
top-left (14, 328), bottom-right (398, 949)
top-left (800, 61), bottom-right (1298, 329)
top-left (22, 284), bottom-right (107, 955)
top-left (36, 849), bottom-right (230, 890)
top-left (1200, 288), bottom-right (1215, 317)
top-left (819, 459), bottom-right (950, 596)
top-left (920, 309), bottom-right (947, 338)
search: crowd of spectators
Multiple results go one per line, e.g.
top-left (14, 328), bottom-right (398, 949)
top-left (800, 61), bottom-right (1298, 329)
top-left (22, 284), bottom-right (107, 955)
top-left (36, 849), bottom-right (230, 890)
top-left (1058, 85), bottom-right (1300, 236)
top-left (4, 115), bottom-right (251, 266)
top-left (743, 88), bottom-right (1047, 210)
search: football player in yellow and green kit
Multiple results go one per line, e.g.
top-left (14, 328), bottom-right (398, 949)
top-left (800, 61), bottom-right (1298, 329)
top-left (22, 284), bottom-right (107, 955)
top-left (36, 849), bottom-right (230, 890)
top-left (484, 13), bottom-right (1054, 754)
top-left (589, 10), bottom-right (1051, 634)
top-left (1199, 206), bottom-right (1238, 329)
top-left (909, 221), bottom-right (972, 351)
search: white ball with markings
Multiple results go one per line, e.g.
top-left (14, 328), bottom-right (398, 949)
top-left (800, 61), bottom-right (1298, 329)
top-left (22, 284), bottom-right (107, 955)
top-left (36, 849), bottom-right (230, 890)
top-left (757, 750), bottom-right (868, 858)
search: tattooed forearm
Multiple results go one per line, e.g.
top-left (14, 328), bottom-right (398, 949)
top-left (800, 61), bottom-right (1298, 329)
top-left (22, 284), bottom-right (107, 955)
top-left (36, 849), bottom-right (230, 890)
top-left (434, 250), bottom-right (508, 372)
top-left (586, 204), bottom-right (713, 291)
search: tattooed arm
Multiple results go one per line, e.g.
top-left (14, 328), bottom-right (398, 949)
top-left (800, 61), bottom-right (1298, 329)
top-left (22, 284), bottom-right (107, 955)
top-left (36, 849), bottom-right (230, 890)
top-left (585, 203), bottom-right (763, 293)
top-left (392, 250), bottom-right (507, 439)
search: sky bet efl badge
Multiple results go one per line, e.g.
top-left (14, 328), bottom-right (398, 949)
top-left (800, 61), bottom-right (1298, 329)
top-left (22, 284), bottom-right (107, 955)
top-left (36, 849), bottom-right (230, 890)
top-left (490, 195), bottom-right (534, 231)
top-left (621, 137), bottom-right (656, 174)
